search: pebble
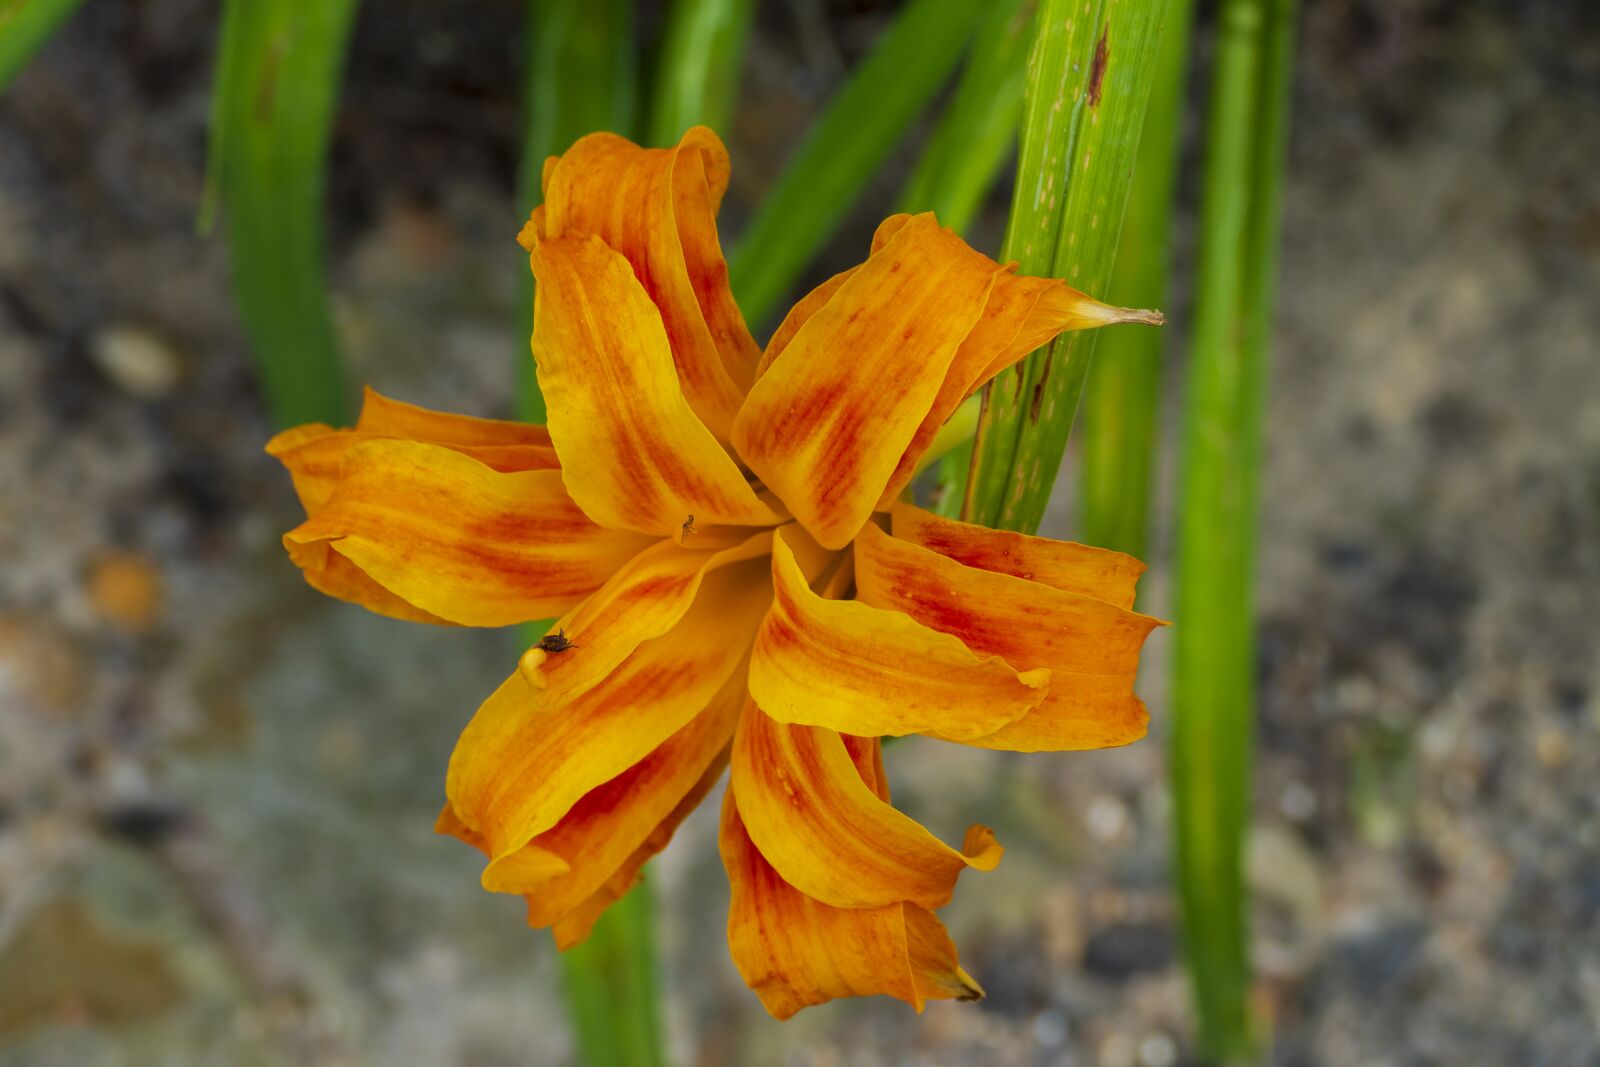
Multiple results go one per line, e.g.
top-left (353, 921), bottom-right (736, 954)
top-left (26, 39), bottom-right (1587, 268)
top-left (91, 325), bottom-right (181, 399)
top-left (1137, 1031), bottom-right (1178, 1067)
top-left (86, 551), bottom-right (163, 633)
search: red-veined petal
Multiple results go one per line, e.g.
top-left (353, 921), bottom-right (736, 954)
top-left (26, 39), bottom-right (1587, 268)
top-left (539, 127), bottom-right (757, 438)
top-left (746, 527), bottom-right (1047, 739)
top-left (853, 522), bottom-right (1163, 751)
top-left (720, 792), bottom-right (983, 1020)
top-left (282, 439), bottom-right (651, 626)
top-left (890, 501), bottom-right (1146, 610)
top-left (530, 232), bottom-right (785, 535)
top-left (731, 703), bottom-right (1001, 909)
top-left (548, 743), bottom-right (731, 950)
top-left (445, 557), bottom-right (771, 860)
top-left (518, 529), bottom-right (773, 701)
top-left (478, 667), bottom-right (742, 922)
top-left (731, 214), bottom-right (1002, 549)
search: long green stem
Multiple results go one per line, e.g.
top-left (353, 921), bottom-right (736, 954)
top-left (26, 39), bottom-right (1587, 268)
top-left (206, 0), bottom-right (359, 428)
top-left (559, 882), bottom-right (669, 1067)
top-left (729, 0), bottom-right (987, 328)
top-left (1171, 0), bottom-right (1296, 1058)
top-left (647, 0), bottom-right (755, 146)
top-left (515, 6), bottom-right (665, 1067)
top-left (1077, 0), bottom-right (1194, 559)
top-left (963, 0), bottom-right (1171, 534)
top-left (0, 0), bottom-right (89, 91)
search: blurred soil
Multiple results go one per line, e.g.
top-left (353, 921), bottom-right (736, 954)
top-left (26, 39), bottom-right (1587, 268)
top-left (0, 1), bottom-right (1597, 1065)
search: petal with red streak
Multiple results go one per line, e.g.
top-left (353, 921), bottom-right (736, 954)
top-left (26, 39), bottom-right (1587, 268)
top-left (541, 128), bottom-right (757, 438)
top-left (732, 213), bottom-right (1002, 549)
top-left (530, 232), bottom-right (784, 535)
top-left (746, 527), bottom-right (1047, 739)
top-left (480, 665), bottom-right (743, 926)
top-left (854, 522), bottom-right (1163, 751)
top-left (518, 529), bottom-right (773, 702)
top-left (732, 703), bottom-right (1001, 909)
top-left (720, 792), bottom-right (983, 1020)
top-left (445, 557), bottom-right (771, 860)
top-left (548, 746), bottom-right (731, 950)
top-left (283, 439), bottom-right (651, 626)
top-left (890, 502), bottom-right (1146, 610)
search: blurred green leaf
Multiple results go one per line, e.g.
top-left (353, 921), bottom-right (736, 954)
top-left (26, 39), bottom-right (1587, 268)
top-left (964, 0), bottom-right (1172, 534)
top-left (0, 0), bottom-right (88, 93)
top-left (1078, 0), bottom-right (1194, 561)
top-left (896, 0), bottom-right (1030, 237)
top-left (648, 0), bottom-right (754, 146)
top-left (729, 0), bottom-right (987, 328)
top-left (516, 0), bottom-right (636, 423)
top-left (559, 876), bottom-right (668, 1067)
top-left (1171, 0), bottom-right (1297, 1058)
top-left (206, 0), bottom-right (358, 428)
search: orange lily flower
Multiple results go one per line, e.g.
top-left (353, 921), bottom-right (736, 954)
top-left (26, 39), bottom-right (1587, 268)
top-left (268, 127), bottom-right (1165, 1019)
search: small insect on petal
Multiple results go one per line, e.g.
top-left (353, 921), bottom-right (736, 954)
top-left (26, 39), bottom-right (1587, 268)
top-left (538, 628), bottom-right (579, 654)
top-left (680, 514), bottom-right (697, 544)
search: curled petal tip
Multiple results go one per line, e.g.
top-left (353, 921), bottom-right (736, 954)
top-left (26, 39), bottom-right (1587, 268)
top-left (1100, 304), bottom-right (1165, 326)
top-left (517, 646), bottom-right (550, 688)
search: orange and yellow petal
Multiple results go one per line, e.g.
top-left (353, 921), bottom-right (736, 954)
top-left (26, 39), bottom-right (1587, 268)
top-left (282, 439), bottom-right (650, 626)
top-left (731, 702), bottom-right (1001, 909)
top-left (549, 748), bottom-right (729, 950)
top-left (877, 272), bottom-right (1156, 505)
top-left (732, 214), bottom-right (1001, 549)
top-left (266, 388), bottom-right (558, 514)
top-left (284, 535), bottom-right (450, 625)
top-left (853, 522), bottom-right (1164, 751)
top-left (539, 127), bottom-right (757, 439)
top-left (353, 386), bottom-right (555, 448)
top-left (752, 265), bottom-right (857, 380)
top-left (518, 529), bottom-right (774, 701)
top-left (889, 502), bottom-right (1145, 609)
top-left (720, 792), bottom-right (982, 1020)
top-left (475, 666), bottom-right (742, 923)
top-left (746, 527), bottom-right (1048, 739)
top-left (530, 232), bottom-right (785, 536)
top-left (445, 557), bottom-right (772, 861)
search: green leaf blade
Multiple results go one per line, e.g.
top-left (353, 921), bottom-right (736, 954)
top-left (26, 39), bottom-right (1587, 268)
top-left (729, 0), bottom-right (988, 328)
top-left (208, 0), bottom-right (359, 428)
top-left (1170, 0), bottom-right (1297, 1058)
top-left (964, 0), bottom-right (1172, 535)
top-left (1077, 0), bottom-right (1195, 560)
top-left (648, 0), bottom-right (755, 146)
top-left (0, 0), bottom-right (89, 93)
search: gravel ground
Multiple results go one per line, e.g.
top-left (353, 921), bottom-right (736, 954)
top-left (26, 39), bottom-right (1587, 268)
top-left (1, 2), bottom-right (1596, 1065)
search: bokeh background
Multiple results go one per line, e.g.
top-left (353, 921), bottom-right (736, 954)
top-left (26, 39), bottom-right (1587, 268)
top-left (2, 1), bottom-right (1597, 1065)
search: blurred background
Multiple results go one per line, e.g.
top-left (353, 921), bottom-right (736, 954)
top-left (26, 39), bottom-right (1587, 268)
top-left (1, 1), bottom-right (1597, 1065)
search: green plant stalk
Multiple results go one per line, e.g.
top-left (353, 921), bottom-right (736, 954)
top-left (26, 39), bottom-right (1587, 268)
top-left (964, 0), bottom-right (1171, 534)
top-left (516, 0), bottom-right (635, 424)
top-left (559, 881), bottom-right (669, 1067)
top-left (1077, 0), bottom-right (1194, 558)
top-left (896, 0), bottom-right (1031, 236)
top-left (0, 0), bottom-right (88, 91)
top-left (207, 0), bottom-right (358, 428)
top-left (515, 7), bottom-right (667, 1066)
top-left (647, 0), bottom-right (755, 146)
top-left (729, 0), bottom-right (987, 328)
top-left (1171, 0), bottom-right (1296, 1058)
